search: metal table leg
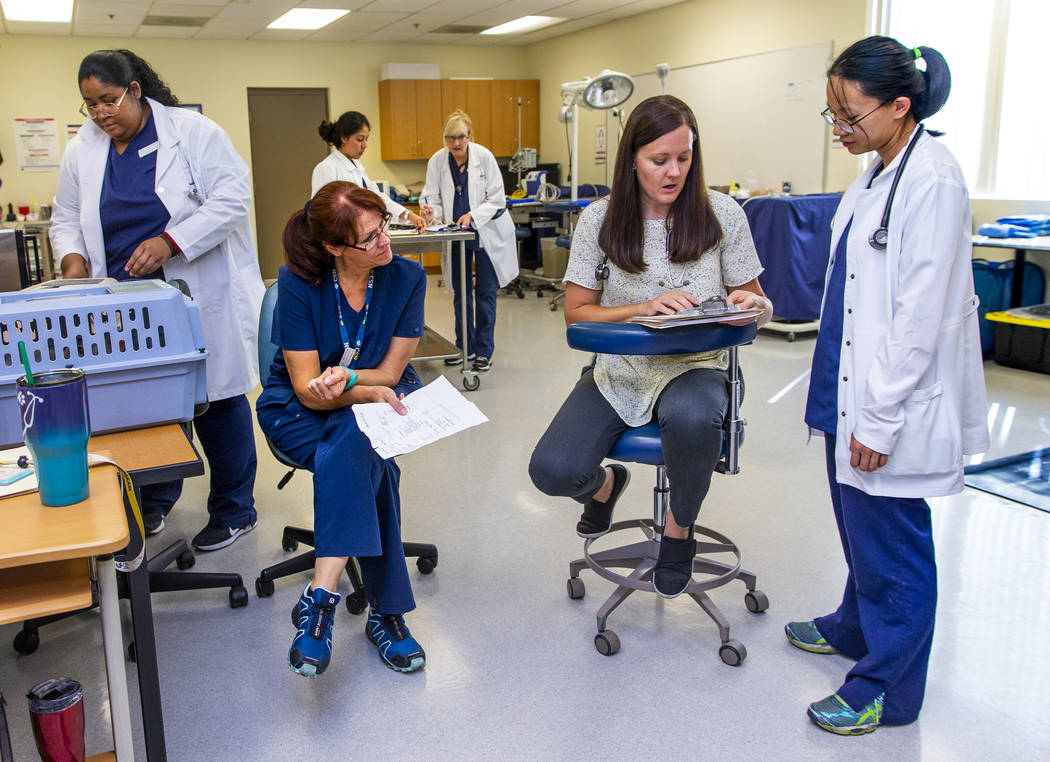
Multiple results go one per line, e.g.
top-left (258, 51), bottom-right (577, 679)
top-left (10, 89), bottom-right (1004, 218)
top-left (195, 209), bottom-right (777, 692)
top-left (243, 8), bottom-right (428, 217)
top-left (460, 238), bottom-right (479, 391)
top-left (98, 555), bottom-right (135, 760)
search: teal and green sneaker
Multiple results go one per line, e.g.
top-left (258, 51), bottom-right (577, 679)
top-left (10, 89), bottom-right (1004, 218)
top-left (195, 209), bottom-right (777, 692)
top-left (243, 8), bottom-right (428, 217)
top-left (785, 620), bottom-right (838, 654)
top-left (366, 610), bottom-right (426, 673)
top-left (807, 693), bottom-right (884, 735)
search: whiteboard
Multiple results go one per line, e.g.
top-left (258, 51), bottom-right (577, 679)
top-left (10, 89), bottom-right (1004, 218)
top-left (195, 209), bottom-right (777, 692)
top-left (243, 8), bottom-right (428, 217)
top-left (624, 42), bottom-right (832, 195)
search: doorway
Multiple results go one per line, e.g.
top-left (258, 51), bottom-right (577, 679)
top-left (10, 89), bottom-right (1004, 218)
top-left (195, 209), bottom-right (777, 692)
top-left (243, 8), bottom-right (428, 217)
top-left (247, 88), bottom-right (329, 278)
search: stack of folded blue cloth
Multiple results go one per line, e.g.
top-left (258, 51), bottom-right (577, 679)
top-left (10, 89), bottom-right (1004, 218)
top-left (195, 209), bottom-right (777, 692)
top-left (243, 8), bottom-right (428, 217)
top-left (978, 215), bottom-right (1050, 238)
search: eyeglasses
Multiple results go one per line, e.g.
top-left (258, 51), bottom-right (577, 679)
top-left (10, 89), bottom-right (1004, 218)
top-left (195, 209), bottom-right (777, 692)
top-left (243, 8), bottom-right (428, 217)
top-left (79, 88), bottom-right (129, 119)
top-left (342, 215), bottom-right (392, 252)
top-left (820, 100), bottom-right (891, 134)
top-left (444, 134), bottom-right (469, 144)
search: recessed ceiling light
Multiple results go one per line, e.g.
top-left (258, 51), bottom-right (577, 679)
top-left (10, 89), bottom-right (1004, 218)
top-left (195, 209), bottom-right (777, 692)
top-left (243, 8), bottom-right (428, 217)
top-left (481, 16), bottom-right (566, 35)
top-left (267, 8), bottom-right (349, 30)
top-left (0, 0), bottom-right (73, 23)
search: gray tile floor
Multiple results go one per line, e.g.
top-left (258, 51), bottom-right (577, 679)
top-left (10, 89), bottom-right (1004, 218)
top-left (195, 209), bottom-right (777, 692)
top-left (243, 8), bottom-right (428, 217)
top-left (3, 276), bottom-right (1050, 760)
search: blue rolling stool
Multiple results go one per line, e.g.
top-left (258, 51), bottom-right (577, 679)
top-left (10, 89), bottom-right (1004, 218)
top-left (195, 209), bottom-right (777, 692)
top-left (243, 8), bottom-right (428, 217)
top-left (564, 321), bottom-right (768, 666)
top-left (253, 282), bottom-right (438, 612)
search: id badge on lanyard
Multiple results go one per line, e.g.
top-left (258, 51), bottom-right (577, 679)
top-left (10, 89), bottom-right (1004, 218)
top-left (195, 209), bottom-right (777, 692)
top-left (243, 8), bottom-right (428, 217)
top-left (333, 266), bottom-right (374, 369)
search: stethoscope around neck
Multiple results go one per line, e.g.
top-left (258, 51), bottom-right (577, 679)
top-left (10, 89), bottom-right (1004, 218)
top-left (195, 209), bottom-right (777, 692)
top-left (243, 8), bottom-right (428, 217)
top-left (868, 123), bottom-right (925, 250)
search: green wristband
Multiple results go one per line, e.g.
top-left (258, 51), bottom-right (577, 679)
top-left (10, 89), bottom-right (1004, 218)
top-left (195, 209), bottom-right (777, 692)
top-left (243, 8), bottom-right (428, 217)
top-left (341, 367), bottom-right (359, 391)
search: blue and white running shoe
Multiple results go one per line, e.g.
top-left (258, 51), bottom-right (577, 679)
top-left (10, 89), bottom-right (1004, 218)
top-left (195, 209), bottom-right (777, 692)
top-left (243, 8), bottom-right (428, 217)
top-left (288, 585), bottom-right (340, 678)
top-left (365, 609), bottom-right (426, 673)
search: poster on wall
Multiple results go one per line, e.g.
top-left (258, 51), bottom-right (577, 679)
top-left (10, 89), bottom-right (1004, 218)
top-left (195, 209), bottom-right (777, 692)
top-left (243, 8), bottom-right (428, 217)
top-left (66, 124), bottom-right (82, 142)
top-left (13, 118), bottom-right (60, 172)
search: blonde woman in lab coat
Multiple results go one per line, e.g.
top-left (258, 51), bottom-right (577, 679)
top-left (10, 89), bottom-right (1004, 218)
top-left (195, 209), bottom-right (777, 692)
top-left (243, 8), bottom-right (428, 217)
top-left (51, 49), bottom-right (264, 552)
top-left (786, 37), bottom-right (988, 735)
top-left (311, 110), bottom-right (425, 231)
top-left (420, 110), bottom-right (517, 373)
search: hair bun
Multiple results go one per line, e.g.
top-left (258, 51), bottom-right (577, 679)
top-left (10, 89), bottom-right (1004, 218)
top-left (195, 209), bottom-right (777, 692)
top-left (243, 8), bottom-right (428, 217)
top-left (915, 45), bottom-right (951, 120)
top-left (317, 120), bottom-right (334, 143)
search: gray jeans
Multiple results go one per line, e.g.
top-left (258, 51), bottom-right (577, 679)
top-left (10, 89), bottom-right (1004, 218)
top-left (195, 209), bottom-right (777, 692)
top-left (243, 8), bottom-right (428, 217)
top-left (529, 366), bottom-right (735, 528)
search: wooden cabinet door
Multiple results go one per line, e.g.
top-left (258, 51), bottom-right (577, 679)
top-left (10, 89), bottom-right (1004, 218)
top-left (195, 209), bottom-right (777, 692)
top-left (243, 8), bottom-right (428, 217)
top-left (379, 79), bottom-right (418, 159)
top-left (489, 80), bottom-right (517, 157)
top-left (441, 80), bottom-right (466, 121)
top-left (415, 79), bottom-right (443, 160)
top-left (465, 80), bottom-right (491, 147)
top-left (517, 79), bottom-right (540, 153)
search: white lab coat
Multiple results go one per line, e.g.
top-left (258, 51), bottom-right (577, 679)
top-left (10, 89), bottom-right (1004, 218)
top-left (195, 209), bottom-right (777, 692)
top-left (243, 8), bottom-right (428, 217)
top-left (310, 150), bottom-right (410, 220)
top-left (822, 126), bottom-right (989, 498)
top-left (421, 144), bottom-right (518, 287)
top-left (50, 98), bottom-right (265, 401)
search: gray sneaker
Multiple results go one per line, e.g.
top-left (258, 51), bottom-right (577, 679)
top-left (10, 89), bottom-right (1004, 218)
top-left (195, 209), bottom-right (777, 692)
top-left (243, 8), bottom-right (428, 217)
top-left (784, 620), bottom-right (838, 654)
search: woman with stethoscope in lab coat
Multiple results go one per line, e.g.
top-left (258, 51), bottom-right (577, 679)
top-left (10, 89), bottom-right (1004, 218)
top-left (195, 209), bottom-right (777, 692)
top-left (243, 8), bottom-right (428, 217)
top-left (784, 37), bottom-right (989, 735)
top-left (51, 49), bottom-right (265, 552)
top-left (311, 111), bottom-right (426, 231)
top-left (420, 110), bottom-right (518, 373)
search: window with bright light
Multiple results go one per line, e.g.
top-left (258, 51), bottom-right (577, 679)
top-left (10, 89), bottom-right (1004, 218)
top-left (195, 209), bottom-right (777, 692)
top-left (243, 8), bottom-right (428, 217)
top-left (886, 0), bottom-right (1050, 199)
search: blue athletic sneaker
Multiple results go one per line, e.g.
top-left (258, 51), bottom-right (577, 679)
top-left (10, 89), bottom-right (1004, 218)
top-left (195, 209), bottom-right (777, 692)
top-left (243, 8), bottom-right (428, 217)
top-left (807, 693), bottom-right (884, 735)
top-left (365, 609), bottom-right (426, 673)
top-left (288, 585), bottom-right (340, 678)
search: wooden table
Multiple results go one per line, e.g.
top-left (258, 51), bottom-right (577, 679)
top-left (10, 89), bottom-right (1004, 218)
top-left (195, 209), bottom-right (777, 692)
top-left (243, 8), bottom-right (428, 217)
top-left (0, 465), bottom-right (134, 759)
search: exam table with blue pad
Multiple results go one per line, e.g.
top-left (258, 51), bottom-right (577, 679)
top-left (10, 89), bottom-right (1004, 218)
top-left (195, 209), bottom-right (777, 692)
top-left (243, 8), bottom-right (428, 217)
top-left (563, 320), bottom-right (767, 665)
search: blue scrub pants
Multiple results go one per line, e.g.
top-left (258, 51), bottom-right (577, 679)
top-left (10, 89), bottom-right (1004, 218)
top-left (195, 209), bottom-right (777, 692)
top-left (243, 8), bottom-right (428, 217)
top-left (815, 434), bottom-right (937, 725)
top-left (257, 401), bottom-right (415, 616)
top-left (450, 244), bottom-right (498, 359)
top-left (141, 394), bottom-right (258, 529)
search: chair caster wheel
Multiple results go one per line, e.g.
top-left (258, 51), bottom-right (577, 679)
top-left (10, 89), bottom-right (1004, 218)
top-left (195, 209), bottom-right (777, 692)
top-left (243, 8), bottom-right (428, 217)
top-left (719, 639), bottom-right (746, 666)
top-left (595, 630), bottom-right (620, 656)
top-left (566, 578), bottom-right (585, 599)
top-left (536, 290), bottom-right (545, 297)
top-left (176, 550), bottom-right (195, 570)
top-left (255, 577), bottom-right (275, 597)
top-left (229, 586), bottom-right (249, 608)
top-left (463, 375), bottom-right (480, 391)
top-left (416, 555), bottom-right (437, 574)
top-left (281, 531), bottom-right (299, 552)
top-left (550, 302), bottom-right (558, 311)
top-left (744, 590), bottom-right (769, 613)
top-left (346, 591), bottom-right (367, 615)
top-left (13, 629), bottom-right (40, 655)
top-left (518, 292), bottom-right (525, 299)
top-left (127, 642), bottom-right (137, 663)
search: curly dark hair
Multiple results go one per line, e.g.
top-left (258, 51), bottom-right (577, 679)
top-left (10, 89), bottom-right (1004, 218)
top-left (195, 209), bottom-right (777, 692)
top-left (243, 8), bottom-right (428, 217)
top-left (78, 49), bottom-right (180, 107)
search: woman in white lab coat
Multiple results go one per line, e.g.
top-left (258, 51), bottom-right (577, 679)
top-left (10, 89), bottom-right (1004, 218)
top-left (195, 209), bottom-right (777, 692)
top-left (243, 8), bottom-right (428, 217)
top-left (311, 110), bottom-right (425, 231)
top-left (420, 110), bottom-right (517, 373)
top-left (785, 37), bottom-right (989, 735)
top-left (51, 49), bottom-right (265, 552)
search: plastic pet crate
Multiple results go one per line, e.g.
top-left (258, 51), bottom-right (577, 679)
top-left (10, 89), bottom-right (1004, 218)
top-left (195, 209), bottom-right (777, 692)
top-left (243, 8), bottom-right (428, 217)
top-left (0, 279), bottom-right (208, 446)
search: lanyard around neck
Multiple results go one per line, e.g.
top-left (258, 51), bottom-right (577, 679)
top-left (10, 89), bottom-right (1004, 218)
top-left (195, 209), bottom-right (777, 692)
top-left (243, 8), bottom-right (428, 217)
top-left (331, 265), bottom-right (374, 369)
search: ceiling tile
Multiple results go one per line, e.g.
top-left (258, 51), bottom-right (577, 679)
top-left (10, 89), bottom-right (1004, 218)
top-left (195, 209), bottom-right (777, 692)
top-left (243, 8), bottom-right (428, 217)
top-left (557, 0), bottom-right (633, 15)
top-left (296, 0), bottom-right (372, 10)
top-left (76, 6), bottom-right (148, 25)
top-left (412, 30), bottom-right (474, 44)
top-left (311, 10), bottom-right (406, 33)
top-left (74, 22), bottom-right (142, 35)
top-left (352, 0), bottom-right (435, 11)
top-left (148, 3), bottom-right (222, 17)
top-left (194, 18), bottom-right (266, 37)
top-left (375, 11), bottom-right (455, 33)
top-left (250, 27), bottom-right (313, 39)
top-left (3, 20), bottom-right (73, 35)
top-left (209, 0), bottom-right (295, 20)
top-left (136, 24), bottom-right (200, 36)
top-left (149, 0), bottom-right (228, 5)
top-left (417, 0), bottom-right (499, 15)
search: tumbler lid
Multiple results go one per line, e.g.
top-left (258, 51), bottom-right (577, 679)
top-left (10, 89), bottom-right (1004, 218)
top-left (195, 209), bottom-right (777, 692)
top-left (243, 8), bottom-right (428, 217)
top-left (26, 677), bottom-right (83, 714)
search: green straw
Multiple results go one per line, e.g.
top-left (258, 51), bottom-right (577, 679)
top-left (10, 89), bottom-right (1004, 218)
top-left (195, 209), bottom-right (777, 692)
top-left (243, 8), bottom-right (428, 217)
top-left (18, 341), bottom-right (34, 386)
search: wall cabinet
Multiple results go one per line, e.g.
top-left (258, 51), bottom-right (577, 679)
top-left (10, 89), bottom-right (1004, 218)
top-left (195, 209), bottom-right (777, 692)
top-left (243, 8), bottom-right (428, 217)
top-left (379, 79), bottom-right (539, 160)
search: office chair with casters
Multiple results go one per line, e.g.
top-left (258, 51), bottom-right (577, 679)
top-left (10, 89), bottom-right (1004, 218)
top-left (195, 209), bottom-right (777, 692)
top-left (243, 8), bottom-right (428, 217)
top-left (562, 321), bottom-right (768, 666)
top-left (253, 282), bottom-right (438, 615)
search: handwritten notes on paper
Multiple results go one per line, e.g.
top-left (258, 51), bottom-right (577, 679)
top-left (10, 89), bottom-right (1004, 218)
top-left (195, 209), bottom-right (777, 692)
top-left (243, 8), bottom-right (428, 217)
top-left (353, 375), bottom-right (488, 459)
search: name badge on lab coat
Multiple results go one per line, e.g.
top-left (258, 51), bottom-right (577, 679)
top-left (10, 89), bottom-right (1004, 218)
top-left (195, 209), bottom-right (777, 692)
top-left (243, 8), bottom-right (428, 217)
top-left (138, 141), bottom-right (160, 158)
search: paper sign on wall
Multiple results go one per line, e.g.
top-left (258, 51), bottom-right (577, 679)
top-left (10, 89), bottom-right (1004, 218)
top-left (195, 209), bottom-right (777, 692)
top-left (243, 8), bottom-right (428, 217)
top-left (595, 125), bottom-right (607, 164)
top-left (13, 118), bottom-right (60, 172)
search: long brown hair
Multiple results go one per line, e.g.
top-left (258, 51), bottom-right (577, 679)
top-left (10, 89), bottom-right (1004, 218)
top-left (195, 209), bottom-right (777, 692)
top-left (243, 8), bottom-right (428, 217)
top-left (598, 95), bottom-right (722, 274)
top-left (282, 181), bottom-right (388, 284)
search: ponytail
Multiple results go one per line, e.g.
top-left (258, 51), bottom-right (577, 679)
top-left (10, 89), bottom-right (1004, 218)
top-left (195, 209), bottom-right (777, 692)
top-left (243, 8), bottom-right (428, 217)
top-left (282, 210), bottom-right (329, 284)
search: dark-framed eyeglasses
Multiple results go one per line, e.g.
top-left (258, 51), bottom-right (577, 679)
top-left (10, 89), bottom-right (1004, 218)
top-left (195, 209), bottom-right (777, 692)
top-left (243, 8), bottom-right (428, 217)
top-left (80, 87), bottom-right (129, 119)
top-left (820, 100), bottom-right (891, 134)
top-left (342, 214), bottom-right (392, 252)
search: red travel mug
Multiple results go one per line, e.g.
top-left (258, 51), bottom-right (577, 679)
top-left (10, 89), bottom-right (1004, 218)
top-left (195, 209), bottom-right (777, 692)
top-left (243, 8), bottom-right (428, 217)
top-left (25, 678), bottom-right (85, 762)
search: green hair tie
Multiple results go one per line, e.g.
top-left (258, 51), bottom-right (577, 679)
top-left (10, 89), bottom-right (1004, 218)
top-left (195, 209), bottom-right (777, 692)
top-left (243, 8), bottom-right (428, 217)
top-left (913, 47), bottom-right (922, 60)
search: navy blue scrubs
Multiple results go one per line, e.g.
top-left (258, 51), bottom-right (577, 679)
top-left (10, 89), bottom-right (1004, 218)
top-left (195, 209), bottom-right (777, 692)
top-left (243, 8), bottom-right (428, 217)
top-left (804, 188), bottom-right (938, 724)
top-left (447, 151), bottom-right (498, 359)
top-left (99, 113), bottom-right (256, 529)
top-left (256, 256), bottom-right (425, 615)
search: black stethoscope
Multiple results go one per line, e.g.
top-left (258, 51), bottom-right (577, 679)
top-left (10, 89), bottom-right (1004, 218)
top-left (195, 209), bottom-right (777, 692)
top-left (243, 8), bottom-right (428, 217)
top-left (869, 124), bottom-right (925, 250)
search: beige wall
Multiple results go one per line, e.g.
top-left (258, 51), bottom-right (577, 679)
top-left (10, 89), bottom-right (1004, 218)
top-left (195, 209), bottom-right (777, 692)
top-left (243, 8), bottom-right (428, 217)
top-left (0, 34), bottom-right (529, 214)
top-left (525, 0), bottom-right (868, 194)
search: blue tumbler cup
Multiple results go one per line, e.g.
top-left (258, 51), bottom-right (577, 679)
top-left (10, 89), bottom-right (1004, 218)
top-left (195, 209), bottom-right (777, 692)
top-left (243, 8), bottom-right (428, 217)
top-left (16, 369), bottom-right (91, 507)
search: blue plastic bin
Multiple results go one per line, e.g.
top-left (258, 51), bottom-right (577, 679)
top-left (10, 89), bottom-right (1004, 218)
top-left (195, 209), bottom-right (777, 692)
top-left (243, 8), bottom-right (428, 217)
top-left (0, 279), bottom-right (208, 446)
